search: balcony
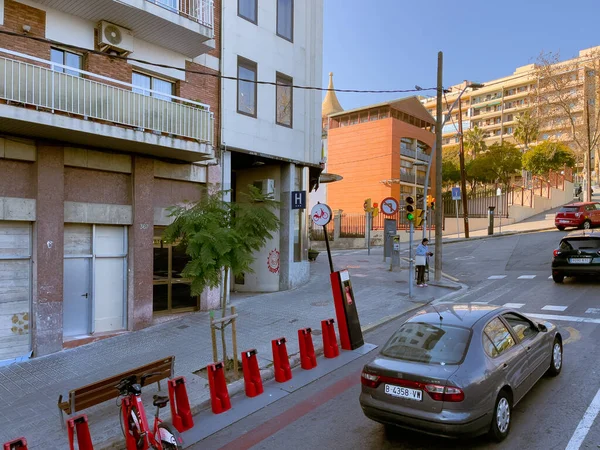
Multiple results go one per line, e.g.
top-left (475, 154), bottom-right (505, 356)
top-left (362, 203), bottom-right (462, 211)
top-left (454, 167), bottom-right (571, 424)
top-left (32, 0), bottom-right (214, 58)
top-left (416, 152), bottom-right (431, 162)
top-left (0, 51), bottom-right (214, 162)
top-left (400, 147), bottom-right (417, 159)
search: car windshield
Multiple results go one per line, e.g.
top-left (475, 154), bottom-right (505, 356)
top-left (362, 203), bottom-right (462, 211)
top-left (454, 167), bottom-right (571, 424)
top-left (559, 206), bottom-right (580, 213)
top-left (560, 238), bottom-right (600, 251)
top-left (381, 322), bottom-right (471, 365)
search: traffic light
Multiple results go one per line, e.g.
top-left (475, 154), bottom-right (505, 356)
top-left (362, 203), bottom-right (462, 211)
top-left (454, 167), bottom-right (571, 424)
top-left (415, 209), bottom-right (425, 227)
top-left (430, 198), bottom-right (435, 210)
top-left (405, 196), bottom-right (415, 221)
top-left (363, 198), bottom-right (372, 212)
top-left (426, 195), bottom-right (433, 207)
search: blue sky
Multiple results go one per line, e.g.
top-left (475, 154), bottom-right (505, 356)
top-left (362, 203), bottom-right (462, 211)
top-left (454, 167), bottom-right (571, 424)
top-left (323, 0), bottom-right (600, 110)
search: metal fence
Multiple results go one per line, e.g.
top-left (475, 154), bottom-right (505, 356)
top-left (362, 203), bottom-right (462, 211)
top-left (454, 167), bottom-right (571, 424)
top-left (148, 0), bottom-right (215, 30)
top-left (0, 53), bottom-right (214, 144)
top-left (309, 221), bottom-right (334, 241)
top-left (443, 189), bottom-right (509, 218)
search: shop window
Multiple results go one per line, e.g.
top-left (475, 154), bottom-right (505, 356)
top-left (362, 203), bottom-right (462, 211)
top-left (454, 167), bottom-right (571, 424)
top-left (153, 231), bottom-right (199, 314)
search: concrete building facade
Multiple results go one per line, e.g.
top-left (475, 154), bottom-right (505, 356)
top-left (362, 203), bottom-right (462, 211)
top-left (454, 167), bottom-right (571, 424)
top-left (220, 0), bottom-right (323, 293)
top-left (0, 0), bottom-right (220, 361)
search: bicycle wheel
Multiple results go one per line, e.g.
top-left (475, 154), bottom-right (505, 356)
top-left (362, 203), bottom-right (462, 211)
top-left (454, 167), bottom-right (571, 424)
top-left (121, 407), bottom-right (145, 450)
top-left (157, 423), bottom-right (184, 450)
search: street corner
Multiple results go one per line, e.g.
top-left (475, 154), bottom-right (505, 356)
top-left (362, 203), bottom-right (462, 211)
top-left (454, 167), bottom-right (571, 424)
top-left (561, 326), bottom-right (582, 346)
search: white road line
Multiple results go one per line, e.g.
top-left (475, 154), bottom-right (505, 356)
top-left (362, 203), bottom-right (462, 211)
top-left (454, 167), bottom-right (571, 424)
top-left (541, 305), bottom-right (568, 312)
top-left (548, 276), bottom-right (553, 279)
top-left (503, 303), bottom-right (525, 309)
top-left (488, 275), bottom-right (507, 280)
top-left (565, 388), bottom-right (600, 450)
top-left (586, 308), bottom-right (600, 314)
top-left (471, 301), bottom-right (490, 305)
top-left (517, 275), bottom-right (536, 279)
top-left (526, 312), bottom-right (600, 324)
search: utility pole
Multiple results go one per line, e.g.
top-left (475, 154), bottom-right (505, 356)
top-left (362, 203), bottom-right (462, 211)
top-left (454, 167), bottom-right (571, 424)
top-left (434, 51), bottom-right (443, 282)
top-left (458, 95), bottom-right (470, 238)
top-left (584, 91), bottom-right (593, 202)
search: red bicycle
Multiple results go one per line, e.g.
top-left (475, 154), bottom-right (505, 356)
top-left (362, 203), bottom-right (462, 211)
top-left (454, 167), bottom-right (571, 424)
top-left (116, 373), bottom-right (184, 450)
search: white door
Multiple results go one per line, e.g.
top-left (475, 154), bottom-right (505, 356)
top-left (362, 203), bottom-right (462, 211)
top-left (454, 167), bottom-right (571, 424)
top-left (63, 225), bottom-right (92, 337)
top-left (94, 226), bottom-right (127, 333)
top-left (0, 222), bottom-right (31, 361)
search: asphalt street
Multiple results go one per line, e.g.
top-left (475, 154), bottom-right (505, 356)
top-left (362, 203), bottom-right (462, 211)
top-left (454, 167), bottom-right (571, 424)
top-left (192, 230), bottom-right (600, 450)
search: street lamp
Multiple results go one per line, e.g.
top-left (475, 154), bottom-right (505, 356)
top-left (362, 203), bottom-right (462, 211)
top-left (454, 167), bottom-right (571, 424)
top-left (421, 80), bottom-right (484, 240)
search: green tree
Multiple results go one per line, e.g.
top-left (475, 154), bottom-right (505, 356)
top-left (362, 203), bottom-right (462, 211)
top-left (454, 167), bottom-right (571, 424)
top-left (163, 185), bottom-right (280, 314)
top-left (463, 126), bottom-right (487, 159)
top-left (513, 110), bottom-right (539, 151)
top-left (466, 154), bottom-right (494, 190)
top-left (485, 142), bottom-right (523, 188)
top-left (442, 159), bottom-right (461, 187)
top-left (522, 141), bottom-right (577, 176)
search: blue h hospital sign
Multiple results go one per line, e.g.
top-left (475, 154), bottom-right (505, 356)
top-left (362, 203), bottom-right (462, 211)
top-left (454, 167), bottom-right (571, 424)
top-left (291, 191), bottom-right (306, 210)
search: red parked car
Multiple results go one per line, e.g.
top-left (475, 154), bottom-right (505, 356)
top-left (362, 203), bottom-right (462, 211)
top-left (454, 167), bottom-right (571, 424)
top-left (555, 202), bottom-right (600, 231)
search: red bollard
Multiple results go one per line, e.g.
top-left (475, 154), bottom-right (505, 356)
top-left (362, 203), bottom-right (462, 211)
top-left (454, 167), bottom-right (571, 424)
top-left (298, 328), bottom-right (317, 370)
top-left (67, 414), bottom-right (94, 450)
top-left (322, 318), bottom-right (340, 359)
top-left (207, 362), bottom-right (231, 414)
top-left (271, 337), bottom-right (292, 383)
top-left (242, 349), bottom-right (264, 397)
top-left (168, 376), bottom-right (194, 432)
top-left (3, 438), bottom-right (27, 450)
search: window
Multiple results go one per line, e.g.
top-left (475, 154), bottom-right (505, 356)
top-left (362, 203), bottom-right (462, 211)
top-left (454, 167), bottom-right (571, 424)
top-left (483, 318), bottom-right (515, 358)
top-left (238, 0), bottom-right (257, 23)
top-left (156, 0), bottom-right (177, 11)
top-left (132, 72), bottom-right (174, 102)
top-left (153, 231), bottom-right (199, 314)
top-left (276, 73), bottom-right (293, 127)
top-left (276, 0), bottom-right (294, 41)
top-left (237, 57), bottom-right (257, 117)
top-left (381, 322), bottom-right (471, 365)
top-left (51, 48), bottom-right (82, 77)
top-left (503, 313), bottom-right (538, 342)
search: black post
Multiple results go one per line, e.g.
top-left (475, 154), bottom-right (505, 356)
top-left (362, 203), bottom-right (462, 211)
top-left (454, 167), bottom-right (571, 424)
top-left (323, 225), bottom-right (334, 274)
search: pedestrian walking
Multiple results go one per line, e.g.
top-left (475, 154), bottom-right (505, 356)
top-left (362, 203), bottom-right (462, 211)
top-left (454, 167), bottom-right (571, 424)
top-left (415, 238), bottom-right (433, 287)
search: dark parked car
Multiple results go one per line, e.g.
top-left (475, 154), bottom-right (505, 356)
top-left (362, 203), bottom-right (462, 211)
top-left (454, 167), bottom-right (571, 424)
top-left (551, 230), bottom-right (600, 283)
top-left (359, 304), bottom-right (562, 442)
top-left (555, 202), bottom-right (600, 230)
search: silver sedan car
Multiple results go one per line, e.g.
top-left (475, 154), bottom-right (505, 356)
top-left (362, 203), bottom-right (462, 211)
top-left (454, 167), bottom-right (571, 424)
top-left (359, 304), bottom-right (562, 441)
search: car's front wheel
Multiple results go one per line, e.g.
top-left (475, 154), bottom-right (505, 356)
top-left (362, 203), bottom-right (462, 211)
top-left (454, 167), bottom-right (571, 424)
top-left (552, 272), bottom-right (565, 283)
top-left (582, 220), bottom-right (592, 230)
top-left (547, 337), bottom-right (563, 377)
top-left (489, 390), bottom-right (512, 442)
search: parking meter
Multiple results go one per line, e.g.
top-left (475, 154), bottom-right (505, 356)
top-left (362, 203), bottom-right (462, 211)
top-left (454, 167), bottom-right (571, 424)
top-left (488, 206), bottom-right (496, 235)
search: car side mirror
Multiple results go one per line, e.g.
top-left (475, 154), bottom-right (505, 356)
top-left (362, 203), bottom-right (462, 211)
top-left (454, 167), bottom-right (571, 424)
top-left (537, 323), bottom-right (548, 332)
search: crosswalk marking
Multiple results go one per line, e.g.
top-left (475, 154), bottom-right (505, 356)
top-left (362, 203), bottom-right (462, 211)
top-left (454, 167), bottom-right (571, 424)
top-left (471, 301), bottom-right (490, 305)
top-left (488, 275), bottom-right (507, 280)
top-left (586, 308), bottom-right (600, 314)
top-left (541, 305), bottom-right (568, 312)
top-left (527, 312), bottom-right (600, 325)
top-left (517, 275), bottom-right (536, 279)
top-left (503, 303), bottom-right (525, 309)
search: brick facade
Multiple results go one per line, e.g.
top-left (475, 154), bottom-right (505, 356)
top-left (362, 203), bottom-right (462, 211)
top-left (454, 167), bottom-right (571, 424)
top-left (208, 0), bottom-right (221, 59)
top-left (0, 0), bottom-right (50, 62)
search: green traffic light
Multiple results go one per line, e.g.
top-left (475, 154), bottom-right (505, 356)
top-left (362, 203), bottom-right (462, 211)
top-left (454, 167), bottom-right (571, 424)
top-left (407, 213), bottom-right (414, 221)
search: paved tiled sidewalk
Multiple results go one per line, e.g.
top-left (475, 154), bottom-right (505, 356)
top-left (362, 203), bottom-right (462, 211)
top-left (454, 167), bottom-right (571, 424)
top-left (0, 248), bottom-right (461, 449)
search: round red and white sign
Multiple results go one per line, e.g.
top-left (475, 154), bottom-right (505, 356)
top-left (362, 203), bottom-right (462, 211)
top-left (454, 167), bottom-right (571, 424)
top-left (381, 197), bottom-right (399, 215)
top-left (311, 203), bottom-right (332, 226)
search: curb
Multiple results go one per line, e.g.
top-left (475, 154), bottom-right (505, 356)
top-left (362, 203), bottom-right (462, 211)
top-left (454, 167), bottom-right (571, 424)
top-left (97, 282), bottom-right (469, 450)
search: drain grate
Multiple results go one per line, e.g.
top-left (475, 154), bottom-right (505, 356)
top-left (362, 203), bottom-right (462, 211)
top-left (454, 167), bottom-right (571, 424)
top-left (176, 325), bottom-right (189, 330)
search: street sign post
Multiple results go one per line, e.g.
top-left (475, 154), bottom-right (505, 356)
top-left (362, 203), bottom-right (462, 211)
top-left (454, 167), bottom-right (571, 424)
top-left (311, 203), bottom-right (334, 273)
top-left (452, 187), bottom-right (461, 238)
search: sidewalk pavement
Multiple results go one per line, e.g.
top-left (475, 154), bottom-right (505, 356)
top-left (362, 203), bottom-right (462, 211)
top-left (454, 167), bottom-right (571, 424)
top-left (0, 246), bottom-right (463, 449)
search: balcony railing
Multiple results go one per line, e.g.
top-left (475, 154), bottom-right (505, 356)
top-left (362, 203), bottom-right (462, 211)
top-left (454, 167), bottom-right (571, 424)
top-left (416, 152), bottom-right (431, 162)
top-left (400, 147), bottom-right (417, 159)
top-left (147, 0), bottom-right (214, 30)
top-left (0, 52), bottom-right (213, 145)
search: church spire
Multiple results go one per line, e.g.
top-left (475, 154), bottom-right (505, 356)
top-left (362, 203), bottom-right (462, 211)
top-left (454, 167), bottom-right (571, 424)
top-left (322, 72), bottom-right (343, 117)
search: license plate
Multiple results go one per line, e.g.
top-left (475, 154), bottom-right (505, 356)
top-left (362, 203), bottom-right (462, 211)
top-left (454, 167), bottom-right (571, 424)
top-left (384, 384), bottom-right (423, 401)
top-left (569, 257), bottom-right (591, 264)
top-left (560, 220), bottom-right (570, 223)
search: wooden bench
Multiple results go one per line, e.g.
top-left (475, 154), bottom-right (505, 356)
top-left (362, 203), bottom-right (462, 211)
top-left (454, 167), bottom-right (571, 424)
top-left (57, 355), bottom-right (175, 420)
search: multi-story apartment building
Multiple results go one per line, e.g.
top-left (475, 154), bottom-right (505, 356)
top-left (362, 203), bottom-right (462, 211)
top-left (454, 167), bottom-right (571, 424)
top-left (0, 0), bottom-right (220, 360)
top-left (326, 97), bottom-right (435, 214)
top-left (220, 0), bottom-right (323, 293)
top-left (421, 46), bottom-right (600, 159)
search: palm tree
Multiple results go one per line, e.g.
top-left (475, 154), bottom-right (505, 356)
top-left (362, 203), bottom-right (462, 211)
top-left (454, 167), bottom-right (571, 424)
top-left (463, 126), bottom-right (487, 159)
top-left (514, 110), bottom-right (539, 151)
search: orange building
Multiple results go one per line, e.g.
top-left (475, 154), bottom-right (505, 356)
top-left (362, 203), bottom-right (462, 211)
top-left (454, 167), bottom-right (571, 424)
top-left (326, 97), bottom-right (436, 213)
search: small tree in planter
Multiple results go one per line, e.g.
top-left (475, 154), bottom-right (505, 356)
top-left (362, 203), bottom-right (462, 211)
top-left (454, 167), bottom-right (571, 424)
top-left (163, 185), bottom-right (280, 376)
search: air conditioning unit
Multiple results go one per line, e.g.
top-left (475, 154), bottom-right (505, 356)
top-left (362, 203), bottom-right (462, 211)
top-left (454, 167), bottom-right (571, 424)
top-left (253, 179), bottom-right (275, 198)
top-left (97, 21), bottom-right (134, 55)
